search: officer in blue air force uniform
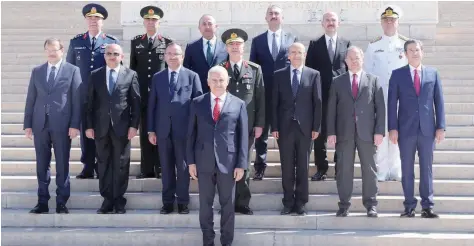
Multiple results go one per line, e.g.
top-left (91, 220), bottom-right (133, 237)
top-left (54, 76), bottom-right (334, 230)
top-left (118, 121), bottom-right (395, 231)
top-left (66, 3), bottom-right (119, 179)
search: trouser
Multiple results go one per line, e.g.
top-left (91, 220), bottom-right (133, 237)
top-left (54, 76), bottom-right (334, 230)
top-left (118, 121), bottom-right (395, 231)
top-left (254, 121), bottom-right (270, 171)
top-left (139, 106), bottom-right (161, 175)
top-left (80, 104), bottom-right (97, 175)
top-left (234, 131), bottom-right (254, 207)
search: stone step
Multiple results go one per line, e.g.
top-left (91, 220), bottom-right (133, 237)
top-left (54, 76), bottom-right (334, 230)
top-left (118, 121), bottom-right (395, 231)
top-left (3, 161), bottom-right (474, 180)
top-left (425, 58), bottom-right (474, 65)
top-left (2, 146), bottom-right (474, 164)
top-left (3, 176), bottom-right (474, 196)
top-left (437, 27), bottom-right (474, 34)
top-left (2, 215), bottom-right (474, 245)
top-left (3, 191), bottom-right (474, 213)
top-left (3, 134), bottom-right (474, 151)
top-left (435, 39), bottom-right (474, 46)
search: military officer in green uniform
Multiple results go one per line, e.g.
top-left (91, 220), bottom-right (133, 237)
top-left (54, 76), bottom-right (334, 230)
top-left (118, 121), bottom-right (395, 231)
top-left (130, 6), bottom-right (173, 179)
top-left (219, 28), bottom-right (265, 215)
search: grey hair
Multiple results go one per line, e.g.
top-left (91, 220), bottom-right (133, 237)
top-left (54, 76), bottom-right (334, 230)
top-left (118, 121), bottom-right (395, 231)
top-left (267, 4), bottom-right (283, 14)
top-left (198, 14), bottom-right (216, 25)
top-left (346, 46), bottom-right (364, 58)
top-left (207, 65), bottom-right (229, 80)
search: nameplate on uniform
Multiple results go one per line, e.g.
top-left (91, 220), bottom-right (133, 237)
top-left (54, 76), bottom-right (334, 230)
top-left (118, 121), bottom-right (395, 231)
top-left (74, 47), bottom-right (86, 50)
top-left (375, 49), bottom-right (384, 53)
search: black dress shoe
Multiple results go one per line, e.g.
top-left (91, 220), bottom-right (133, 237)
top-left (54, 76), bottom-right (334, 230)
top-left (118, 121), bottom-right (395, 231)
top-left (178, 204), bottom-right (189, 214)
top-left (136, 173), bottom-right (156, 179)
top-left (29, 203), bottom-right (49, 214)
top-left (160, 204), bottom-right (174, 214)
top-left (367, 207), bottom-right (378, 218)
top-left (421, 208), bottom-right (439, 218)
top-left (336, 208), bottom-right (349, 217)
top-left (400, 208), bottom-right (415, 218)
top-left (253, 169), bottom-right (265, 181)
top-left (280, 206), bottom-right (293, 215)
top-left (115, 206), bottom-right (126, 214)
top-left (97, 200), bottom-right (114, 214)
top-left (156, 172), bottom-right (162, 179)
top-left (311, 171), bottom-right (327, 181)
top-left (76, 173), bottom-right (94, 179)
top-left (235, 206), bottom-right (253, 215)
top-left (56, 204), bottom-right (69, 214)
top-left (295, 205), bottom-right (307, 216)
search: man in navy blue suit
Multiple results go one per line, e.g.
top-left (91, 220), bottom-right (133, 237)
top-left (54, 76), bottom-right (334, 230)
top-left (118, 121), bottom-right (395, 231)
top-left (148, 43), bottom-right (203, 215)
top-left (249, 5), bottom-right (298, 180)
top-left (183, 14), bottom-right (228, 93)
top-left (66, 3), bottom-right (120, 179)
top-left (187, 66), bottom-right (248, 246)
top-left (24, 38), bottom-right (82, 214)
top-left (388, 39), bottom-right (445, 219)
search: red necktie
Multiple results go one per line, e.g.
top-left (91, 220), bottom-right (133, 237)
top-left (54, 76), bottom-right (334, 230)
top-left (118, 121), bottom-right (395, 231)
top-left (352, 73), bottom-right (358, 99)
top-left (213, 97), bottom-right (220, 122)
top-left (414, 69), bottom-right (421, 96)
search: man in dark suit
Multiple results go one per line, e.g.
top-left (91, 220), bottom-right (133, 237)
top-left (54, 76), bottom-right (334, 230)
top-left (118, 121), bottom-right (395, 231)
top-left (219, 28), bottom-right (265, 215)
top-left (388, 40), bottom-right (445, 219)
top-left (305, 11), bottom-right (351, 181)
top-left (327, 46), bottom-right (385, 218)
top-left (24, 38), bottom-right (82, 214)
top-left (249, 5), bottom-right (298, 180)
top-left (66, 3), bottom-right (119, 179)
top-left (148, 43), bottom-right (203, 215)
top-left (183, 14), bottom-right (228, 93)
top-left (272, 43), bottom-right (322, 215)
top-left (130, 6), bottom-right (174, 179)
top-left (85, 44), bottom-right (141, 214)
top-left (187, 66), bottom-right (248, 246)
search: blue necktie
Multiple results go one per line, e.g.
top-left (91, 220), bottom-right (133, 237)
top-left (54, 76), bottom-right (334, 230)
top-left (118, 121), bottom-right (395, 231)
top-left (169, 71), bottom-right (177, 97)
top-left (108, 69), bottom-right (116, 95)
top-left (47, 66), bottom-right (56, 90)
top-left (292, 69), bottom-right (299, 98)
top-left (272, 33), bottom-right (278, 61)
top-left (206, 40), bottom-right (213, 66)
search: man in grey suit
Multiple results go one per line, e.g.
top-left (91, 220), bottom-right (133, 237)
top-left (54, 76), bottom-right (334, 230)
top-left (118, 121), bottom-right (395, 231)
top-left (24, 38), bottom-right (82, 214)
top-left (327, 46), bottom-right (385, 218)
top-left (272, 43), bottom-right (322, 216)
top-left (187, 66), bottom-right (248, 246)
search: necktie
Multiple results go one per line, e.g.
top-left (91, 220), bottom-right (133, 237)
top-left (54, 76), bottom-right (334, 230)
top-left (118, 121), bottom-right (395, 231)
top-left (169, 71), bottom-right (177, 97)
top-left (328, 38), bottom-right (335, 63)
top-left (292, 69), bottom-right (299, 98)
top-left (414, 69), bottom-right (421, 96)
top-left (206, 40), bottom-right (213, 66)
top-left (233, 64), bottom-right (240, 79)
top-left (272, 33), bottom-right (278, 61)
top-left (352, 73), bottom-right (358, 99)
top-left (91, 37), bottom-right (96, 50)
top-left (108, 69), bottom-right (116, 95)
top-left (213, 97), bottom-right (220, 122)
top-left (47, 66), bottom-right (56, 89)
top-left (148, 37), bottom-right (153, 50)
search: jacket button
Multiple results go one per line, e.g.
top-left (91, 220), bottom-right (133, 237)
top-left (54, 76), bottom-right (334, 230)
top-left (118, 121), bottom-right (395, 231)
top-left (90, 65), bottom-right (93, 68)
top-left (148, 59), bottom-right (151, 62)
top-left (148, 75), bottom-right (151, 78)
top-left (149, 52), bottom-right (151, 55)
top-left (148, 67), bottom-right (151, 70)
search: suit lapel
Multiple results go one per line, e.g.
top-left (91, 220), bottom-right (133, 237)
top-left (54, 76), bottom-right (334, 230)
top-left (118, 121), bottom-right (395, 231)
top-left (219, 93), bottom-right (233, 123)
top-left (39, 63), bottom-right (48, 91)
top-left (342, 73), bottom-right (353, 99)
top-left (262, 31), bottom-right (274, 61)
top-left (333, 38), bottom-right (343, 63)
top-left (111, 67), bottom-right (126, 96)
top-left (421, 65), bottom-right (427, 93)
top-left (237, 61), bottom-right (250, 81)
top-left (50, 61), bottom-right (65, 89)
top-left (403, 65), bottom-right (417, 95)
top-left (212, 40), bottom-right (224, 66)
top-left (93, 33), bottom-right (105, 51)
top-left (295, 66), bottom-right (307, 97)
top-left (84, 32), bottom-right (92, 51)
top-left (276, 31), bottom-right (287, 60)
top-left (175, 68), bottom-right (188, 92)
top-left (204, 93), bottom-right (214, 123)
top-left (356, 71), bottom-right (367, 100)
top-left (319, 36), bottom-right (332, 64)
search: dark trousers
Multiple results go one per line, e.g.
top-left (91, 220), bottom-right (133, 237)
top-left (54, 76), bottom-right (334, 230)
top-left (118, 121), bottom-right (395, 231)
top-left (158, 135), bottom-right (190, 205)
top-left (96, 123), bottom-right (131, 206)
top-left (198, 166), bottom-right (236, 246)
top-left (234, 132), bottom-right (254, 207)
top-left (313, 133), bottom-right (329, 173)
top-left (336, 134), bottom-right (378, 209)
top-left (34, 117), bottom-right (71, 205)
top-left (278, 120), bottom-right (312, 208)
top-left (139, 106), bottom-right (160, 175)
top-left (80, 104), bottom-right (97, 175)
top-left (399, 129), bottom-right (435, 210)
top-left (254, 121), bottom-right (271, 171)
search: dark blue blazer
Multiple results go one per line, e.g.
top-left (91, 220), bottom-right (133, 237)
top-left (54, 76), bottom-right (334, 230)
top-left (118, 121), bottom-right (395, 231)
top-left (23, 61), bottom-right (82, 133)
top-left (186, 93), bottom-right (248, 174)
top-left (147, 67), bottom-right (203, 140)
top-left (388, 65), bottom-right (446, 137)
top-left (183, 38), bottom-right (228, 93)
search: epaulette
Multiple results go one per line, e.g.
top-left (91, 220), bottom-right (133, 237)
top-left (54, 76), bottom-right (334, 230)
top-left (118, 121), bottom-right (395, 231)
top-left (158, 34), bottom-right (173, 42)
top-left (398, 34), bottom-right (409, 41)
top-left (71, 33), bottom-right (87, 40)
top-left (105, 33), bottom-right (118, 40)
top-left (246, 60), bottom-right (260, 68)
top-left (132, 34), bottom-right (144, 40)
top-left (370, 36), bottom-right (382, 43)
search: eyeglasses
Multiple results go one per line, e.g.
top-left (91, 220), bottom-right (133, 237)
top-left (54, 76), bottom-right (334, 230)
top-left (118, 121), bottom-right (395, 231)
top-left (106, 52), bottom-right (121, 57)
top-left (165, 52), bottom-right (183, 56)
top-left (44, 49), bottom-right (62, 53)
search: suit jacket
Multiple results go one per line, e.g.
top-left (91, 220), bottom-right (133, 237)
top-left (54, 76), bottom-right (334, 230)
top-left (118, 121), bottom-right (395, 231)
top-left (183, 38), bottom-right (228, 93)
top-left (147, 67), bottom-right (203, 140)
top-left (23, 61), bottom-right (82, 133)
top-left (326, 71), bottom-right (385, 142)
top-left (271, 66), bottom-right (322, 137)
top-left (388, 65), bottom-right (446, 137)
top-left (85, 66), bottom-right (141, 138)
top-left (186, 93), bottom-right (248, 174)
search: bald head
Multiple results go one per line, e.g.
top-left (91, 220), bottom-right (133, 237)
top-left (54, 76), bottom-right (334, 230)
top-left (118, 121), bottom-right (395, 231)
top-left (288, 42), bottom-right (306, 67)
top-left (199, 14), bottom-right (217, 40)
top-left (208, 66), bottom-right (229, 96)
top-left (104, 43), bottom-right (124, 68)
top-left (321, 11), bottom-right (339, 36)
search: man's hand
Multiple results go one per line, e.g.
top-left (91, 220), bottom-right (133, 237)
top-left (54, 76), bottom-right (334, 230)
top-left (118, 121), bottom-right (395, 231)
top-left (389, 130), bottom-right (398, 145)
top-left (327, 135), bottom-right (336, 147)
top-left (234, 168), bottom-right (244, 181)
top-left (148, 132), bottom-right (157, 145)
top-left (86, 129), bottom-right (95, 139)
top-left (312, 131), bottom-right (319, 140)
top-left (374, 134), bottom-right (383, 146)
top-left (435, 129), bottom-right (445, 144)
top-left (69, 128), bottom-right (79, 139)
top-left (128, 127), bottom-right (138, 140)
top-left (24, 128), bottom-right (33, 140)
top-left (271, 131), bottom-right (279, 139)
top-left (254, 127), bottom-right (263, 139)
top-left (189, 164), bottom-right (198, 180)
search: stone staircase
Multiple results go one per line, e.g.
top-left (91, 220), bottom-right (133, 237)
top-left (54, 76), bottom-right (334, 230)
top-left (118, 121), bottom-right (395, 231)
top-left (2, 1), bottom-right (474, 245)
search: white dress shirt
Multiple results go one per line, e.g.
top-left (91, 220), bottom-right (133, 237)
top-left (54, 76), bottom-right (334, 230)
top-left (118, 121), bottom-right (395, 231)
top-left (325, 33), bottom-right (337, 51)
top-left (230, 60), bottom-right (243, 73)
top-left (202, 36), bottom-right (217, 59)
top-left (290, 65), bottom-right (304, 84)
top-left (89, 32), bottom-right (101, 45)
top-left (267, 29), bottom-right (282, 54)
top-left (106, 64), bottom-right (121, 92)
top-left (211, 92), bottom-right (227, 114)
top-left (47, 59), bottom-right (62, 81)
top-left (409, 64), bottom-right (423, 83)
top-left (348, 70), bottom-right (362, 87)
